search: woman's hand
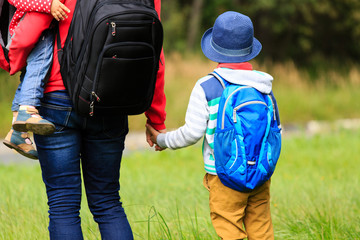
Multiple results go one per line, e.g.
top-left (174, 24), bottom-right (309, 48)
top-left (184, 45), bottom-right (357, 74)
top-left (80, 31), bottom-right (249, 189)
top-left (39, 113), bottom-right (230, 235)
top-left (146, 124), bottom-right (166, 151)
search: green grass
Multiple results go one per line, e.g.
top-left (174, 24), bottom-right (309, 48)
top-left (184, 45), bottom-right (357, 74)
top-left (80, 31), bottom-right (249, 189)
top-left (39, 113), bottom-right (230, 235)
top-left (271, 130), bottom-right (360, 239)
top-left (1, 129), bottom-right (360, 239)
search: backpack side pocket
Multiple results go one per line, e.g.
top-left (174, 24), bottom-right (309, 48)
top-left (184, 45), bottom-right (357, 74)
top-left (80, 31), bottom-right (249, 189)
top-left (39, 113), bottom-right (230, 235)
top-left (267, 125), bottom-right (281, 171)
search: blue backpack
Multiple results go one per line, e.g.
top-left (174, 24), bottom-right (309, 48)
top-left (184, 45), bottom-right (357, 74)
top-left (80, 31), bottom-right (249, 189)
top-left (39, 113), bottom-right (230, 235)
top-left (212, 72), bottom-right (282, 192)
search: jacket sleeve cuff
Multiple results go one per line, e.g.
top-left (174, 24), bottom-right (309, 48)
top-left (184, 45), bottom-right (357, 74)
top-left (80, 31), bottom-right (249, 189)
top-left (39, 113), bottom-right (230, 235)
top-left (156, 133), bottom-right (167, 149)
top-left (146, 119), bottom-right (166, 131)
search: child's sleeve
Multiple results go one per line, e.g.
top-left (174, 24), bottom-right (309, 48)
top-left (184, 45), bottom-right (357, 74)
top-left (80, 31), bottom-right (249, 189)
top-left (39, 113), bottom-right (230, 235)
top-left (8, 12), bottom-right (53, 75)
top-left (156, 81), bottom-right (209, 149)
top-left (8, 0), bottom-right (51, 13)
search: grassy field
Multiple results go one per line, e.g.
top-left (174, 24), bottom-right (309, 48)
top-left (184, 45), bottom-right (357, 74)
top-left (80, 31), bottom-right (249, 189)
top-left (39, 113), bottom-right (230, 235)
top-left (1, 128), bottom-right (360, 239)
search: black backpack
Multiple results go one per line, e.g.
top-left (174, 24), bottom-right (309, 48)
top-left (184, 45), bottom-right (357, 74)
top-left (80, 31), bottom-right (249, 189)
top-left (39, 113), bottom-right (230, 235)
top-left (58, 0), bottom-right (163, 116)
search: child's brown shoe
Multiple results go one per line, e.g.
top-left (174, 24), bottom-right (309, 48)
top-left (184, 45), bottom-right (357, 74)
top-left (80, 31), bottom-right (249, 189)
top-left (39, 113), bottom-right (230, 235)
top-left (3, 129), bottom-right (38, 160)
top-left (12, 107), bottom-right (55, 135)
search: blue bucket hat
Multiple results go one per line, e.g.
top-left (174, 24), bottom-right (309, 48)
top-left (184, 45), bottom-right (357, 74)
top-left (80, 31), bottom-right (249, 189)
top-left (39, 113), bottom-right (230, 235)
top-left (201, 11), bottom-right (262, 63)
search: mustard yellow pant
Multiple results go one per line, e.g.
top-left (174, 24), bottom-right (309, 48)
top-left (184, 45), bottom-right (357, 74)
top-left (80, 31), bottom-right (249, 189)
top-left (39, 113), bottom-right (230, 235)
top-left (203, 173), bottom-right (274, 240)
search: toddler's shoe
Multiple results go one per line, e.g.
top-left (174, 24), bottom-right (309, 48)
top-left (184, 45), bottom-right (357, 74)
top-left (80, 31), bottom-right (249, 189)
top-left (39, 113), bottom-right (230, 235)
top-left (12, 107), bottom-right (55, 135)
top-left (3, 129), bottom-right (38, 160)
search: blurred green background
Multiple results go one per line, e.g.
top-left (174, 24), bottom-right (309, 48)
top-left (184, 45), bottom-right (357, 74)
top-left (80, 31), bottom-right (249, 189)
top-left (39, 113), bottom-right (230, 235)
top-left (161, 0), bottom-right (360, 64)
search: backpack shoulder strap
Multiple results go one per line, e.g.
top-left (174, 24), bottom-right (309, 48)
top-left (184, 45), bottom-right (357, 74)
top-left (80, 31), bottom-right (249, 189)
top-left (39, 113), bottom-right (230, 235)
top-left (54, 21), bottom-right (63, 63)
top-left (209, 72), bottom-right (226, 89)
top-left (269, 91), bottom-right (281, 127)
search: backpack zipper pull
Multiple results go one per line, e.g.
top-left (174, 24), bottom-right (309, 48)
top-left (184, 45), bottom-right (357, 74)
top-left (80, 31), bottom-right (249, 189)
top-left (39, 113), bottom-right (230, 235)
top-left (111, 22), bottom-right (116, 36)
top-left (89, 101), bottom-right (94, 116)
top-left (92, 91), bottom-right (101, 102)
top-left (233, 110), bottom-right (237, 123)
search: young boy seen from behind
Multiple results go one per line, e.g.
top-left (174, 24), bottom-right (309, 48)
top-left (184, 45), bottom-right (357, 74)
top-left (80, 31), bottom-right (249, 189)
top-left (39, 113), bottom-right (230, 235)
top-left (147, 11), bottom-right (281, 240)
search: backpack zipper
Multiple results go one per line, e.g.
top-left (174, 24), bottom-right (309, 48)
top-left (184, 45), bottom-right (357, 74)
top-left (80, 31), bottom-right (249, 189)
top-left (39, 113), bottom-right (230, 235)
top-left (229, 138), bottom-right (238, 169)
top-left (220, 86), bottom-right (251, 129)
top-left (110, 19), bottom-right (154, 37)
top-left (268, 95), bottom-right (276, 121)
top-left (233, 101), bottom-right (267, 123)
top-left (111, 22), bottom-right (116, 36)
top-left (89, 92), bottom-right (101, 116)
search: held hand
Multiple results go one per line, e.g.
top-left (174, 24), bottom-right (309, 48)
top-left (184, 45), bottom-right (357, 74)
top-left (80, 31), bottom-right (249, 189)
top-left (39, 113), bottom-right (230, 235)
top-left (146, 126), bottom-right (155, 147)
top-left (145, 124), bottom-right (166, 151)
top-left (145, 124), bottom-right (160, 145)
top-left (51, 0), bottom-right (71, 21)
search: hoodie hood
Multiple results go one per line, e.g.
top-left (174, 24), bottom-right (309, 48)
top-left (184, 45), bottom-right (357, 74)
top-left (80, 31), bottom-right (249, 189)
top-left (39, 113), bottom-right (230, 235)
top-left (214, 68), bottom-right (273, 94)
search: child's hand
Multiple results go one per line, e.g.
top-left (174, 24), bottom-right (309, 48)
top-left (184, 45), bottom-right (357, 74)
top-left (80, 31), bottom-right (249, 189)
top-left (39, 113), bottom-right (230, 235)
top-left (51, 0), bottom-right (70, 21)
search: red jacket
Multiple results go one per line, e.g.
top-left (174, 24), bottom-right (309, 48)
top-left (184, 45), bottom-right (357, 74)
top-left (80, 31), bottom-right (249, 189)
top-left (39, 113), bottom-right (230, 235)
top-left (47, 0), bottom-right (166, 130)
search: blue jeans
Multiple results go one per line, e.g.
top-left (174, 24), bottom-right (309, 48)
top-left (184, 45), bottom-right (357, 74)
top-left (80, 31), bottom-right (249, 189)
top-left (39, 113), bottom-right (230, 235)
top-left (34, 91), bottom-right (133, 240)
top-left (11, 29), bottom-right (54, 111)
